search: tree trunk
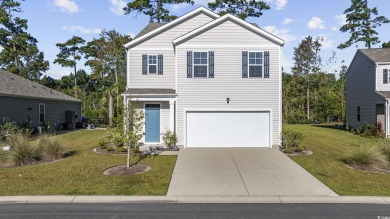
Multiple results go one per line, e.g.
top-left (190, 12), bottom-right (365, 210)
top-left (127, 146), bottom-right (130, 168)
top-left (73, 57), bottom-right (77, 98)
top-left (306, 87), bottom-right (310, 120)
top-left (109, 92), bottom-right (113, 127)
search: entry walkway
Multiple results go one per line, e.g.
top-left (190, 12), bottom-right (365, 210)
top-left (167, 148), bottom-right (338, 196)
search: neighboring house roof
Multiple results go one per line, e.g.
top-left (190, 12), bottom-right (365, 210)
top-left (0, 70), bottom-right (81, 102)
top-left (124, 7), bottom-right (220, 48)
top-left (359, 48), bottom-right (390, 63)
top-left (134, 23), bottom-right (166, 39)
top-left (122, 88), bottom-right (176, 95)
top-left (173, 13), bottom-right (285, 46)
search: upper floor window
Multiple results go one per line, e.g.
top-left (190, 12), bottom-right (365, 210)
top-left (39, 103), bottom-right (45, 123)
top-left (194, 52), bottom-right (208, 78)
top-left (248, 52), bottom-right (263, 77)
top-left (148, 55), bottom-right (157, 74)
top-left (142, 54), bottom-right (163, 75)
top-left (242, 51), bottom-right (269, 78)
top-left (384, 69), bottom-right (389, 84)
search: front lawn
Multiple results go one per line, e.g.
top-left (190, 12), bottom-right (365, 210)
top-left (0, 130), bottom-right (177, 195)
top-left (286, 124), bottom-right (390, 196)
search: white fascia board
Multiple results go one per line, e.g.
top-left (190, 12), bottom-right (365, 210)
top-left (124, 7), bottom-right (219, 48)
top-left (173, 14), bottom-right (285, 46)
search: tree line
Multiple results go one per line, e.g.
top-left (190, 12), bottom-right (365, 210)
top-left (0, 0), bottom-right (389, 126)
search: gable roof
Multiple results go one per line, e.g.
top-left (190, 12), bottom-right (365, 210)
top-left (124, 7), bottom-right (220, 48)
top-left (134, 23), bottom-right (166, 39)
top-left (359, 48), bottom-right (390, 63)
top-left (0, 70), bottom-right (81, 102)
top-left (173, 13), bottom-right (285, 46)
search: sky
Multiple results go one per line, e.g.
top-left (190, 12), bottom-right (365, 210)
top-left (15, 0), bottom-right (390, 79)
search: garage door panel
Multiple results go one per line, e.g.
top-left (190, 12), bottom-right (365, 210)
top-left (186, 111), bottom-right (270, 147)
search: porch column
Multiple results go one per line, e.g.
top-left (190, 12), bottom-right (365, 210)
top-left (169, 100), bottom-right (175, 132)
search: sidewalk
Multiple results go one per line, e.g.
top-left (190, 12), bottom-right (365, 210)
top-left (0, 196), bottom-right (389, 204)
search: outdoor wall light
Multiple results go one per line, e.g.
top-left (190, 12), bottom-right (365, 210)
top-left (226, 97), bottom-right (230, 104)
top-left (27, 107), bottom-right (32, 111)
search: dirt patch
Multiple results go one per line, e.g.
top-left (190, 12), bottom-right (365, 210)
top-left (103, 164), bottom-right (151, 175)
top-left (346, 164), bottom-right (390, 175)
top-left (285, 150), bottom-right (313, 156)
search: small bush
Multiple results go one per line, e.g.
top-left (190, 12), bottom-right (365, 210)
top-left (359, 123), bottom-right (376, 138)
top-left (281, 129), bottom-right (305, 153)
top-left (38, 135), bottom-right (65, 160)
top-left (108, 128), bottom-right (124, 151)
top-left (98, 139), bottom-right (107, 149)
top-left (0, 121), bottom-right (19, 142)
top-left (343, 146), bottom-right (388, 168)
top-left (7, 132), bottom-right (37, 166)
top-left (161, 129), bottom-right (178, 148)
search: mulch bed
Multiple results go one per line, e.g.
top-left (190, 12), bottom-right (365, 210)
top-left (346, 164), bottom-right (390, 175)
top-left (103, 164), bottom-right (151, 175)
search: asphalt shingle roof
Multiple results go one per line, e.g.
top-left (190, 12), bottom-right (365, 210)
top-left (134, 23), bottom-right (167, 39)
top-left (122, 88), bottom-right (176, 95)
top-left (360, 48), bottom-right (390, 63)
top-left (0, 70), bottom-right (81, 102)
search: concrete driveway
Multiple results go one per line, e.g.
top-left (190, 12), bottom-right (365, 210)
top-left (167, 148), bottom-right (338, 196)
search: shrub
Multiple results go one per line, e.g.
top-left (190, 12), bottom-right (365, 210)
top-left (359, 123), bottom-right (376, 138)
top-left (38, 135), bottom-right (65, 160)
top-left (281, 129), bottom-right (305, 153)
top-left (376, 122), bottom-right (385, 138)
top-left (108, 128), bottom-right (124, 151)
top-left (0, 121), bottom-right (19, 142)
top-left (7, 132), bottom-right (37, 166)
top-left (98, 139), bottom-right (107, 149)
top-left (161, 129), bottom-right (178, 148)
top-left (343, 145), bottom-right (388, 168)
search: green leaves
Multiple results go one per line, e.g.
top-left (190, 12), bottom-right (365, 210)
top-left (208, 0), bottom-right (270, 20)
top-left (338, 0), bottom-right (390, 49)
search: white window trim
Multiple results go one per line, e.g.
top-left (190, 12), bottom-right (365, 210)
top-left (193, 51), bottom-right (208, 78)
top-left (147, 54), bottom-right (158, 74)
top-left (248, 51), bottom-right (263, 78)
top-left (39, 103), bottom-right (45, 123)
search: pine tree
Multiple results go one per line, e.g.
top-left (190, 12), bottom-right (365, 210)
top-left (208, 0), bottom-right (270, 20)
top-left (338, 0), bottom-right (389, 49)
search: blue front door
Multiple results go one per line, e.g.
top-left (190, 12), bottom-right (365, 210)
top-left (145, 104), bottom-right (160, 142)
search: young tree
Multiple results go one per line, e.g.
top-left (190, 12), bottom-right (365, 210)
top-left (123, 102), bottom-right (145, 168)
top-left (54, 36), bottom-right (86, 98)
top-left (0, 0), bottom-right (49, 80)
top-left (382, 41), bottom-right (390, 48)
top-left (124, 0), bottom-right (194, 23)
top-left (208, 0), bottom-right (270, 20)
top-left (338, 0), bottom-right (389, 49)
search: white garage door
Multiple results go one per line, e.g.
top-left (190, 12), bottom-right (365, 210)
top-left (186, 111), bottom-right (270, 147)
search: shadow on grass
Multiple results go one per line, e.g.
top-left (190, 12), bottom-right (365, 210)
top-left (310, 124), bottom-right (348, 132)
top-left (63, 150), bottom-right (77, 158)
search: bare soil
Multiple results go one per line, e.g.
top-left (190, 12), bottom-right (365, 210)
top-left (103, 164), bottom-right (151, 175)
top-left (346, 164), bottom-right (390, 175)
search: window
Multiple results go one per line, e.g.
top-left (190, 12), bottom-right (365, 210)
top-left (148, 55), bottom-right (157, 74)
top-left (193, 52), bottom-right (208, 77)
top-left (39, 103), bottom-right (45, 123)
top-left (384, 69), bottom-right (389, 84)
top-left (248, 52), bottom-right (263, 77)
top-left (357, 106), bottom-right (360, 122)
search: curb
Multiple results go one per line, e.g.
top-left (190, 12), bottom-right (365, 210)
top-left (0, 196), bottom-right (389, 204)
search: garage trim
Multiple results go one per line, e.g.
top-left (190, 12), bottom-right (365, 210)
top-left (183, 108), bottom-right (272, 148)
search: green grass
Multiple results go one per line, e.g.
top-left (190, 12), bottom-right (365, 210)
top-left (286, 124), bottom-right (390, 196)
top-left (0, 130), bottom-right (177, 195)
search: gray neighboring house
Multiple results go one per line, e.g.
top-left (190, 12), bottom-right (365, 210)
top-left (346, 48), bottom-right (390, 136)
top-left (122, 7), bottom-right (284, 148)
top-left (0, 70), bottom-right (82, 130)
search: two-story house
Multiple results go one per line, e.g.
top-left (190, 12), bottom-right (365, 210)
top-left (122, 7), bottom-right (284, 148)
top-left (346, 48), bottom-right (390, 136)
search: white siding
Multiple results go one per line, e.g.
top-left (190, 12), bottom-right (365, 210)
top-left (175, 21), bottom-right (281, 146)
top-left (133, 101), bottom-right (170, 144)
top-left (346, 51), bottom-right (385, 129)
top-left (376, 64), bottom-right (390, 91)
top-left (128, 12), bottom-right (215, 89)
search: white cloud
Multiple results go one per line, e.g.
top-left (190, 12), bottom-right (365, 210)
top-left (47, 70), bottom-right (71, 79)
top-left (127, 32), bottom-right (135, 38)
top-left (110, 0), bottom-right (126, 16)
top-left (194, 0), bottom-right (213, 6)
top-left (317, 34), bottom-right (334, 49)
top-left (62, 26), bottom-right (102, 34)
top-left (282, 54), bottom-right (293, 72)
top-left (170, 3), bottom-right (190, 13)
top-left (263, 26), bottom-right (296, 43)
top-left (308, 17), bottom-right (325, 29)
top-left (331, 26), bottom-right (338, 31)
top-left (282, 18), bottom-right (293, 25)
top-left (275, 0), bottom-right (288, 10)
top-left (53, 0), bottom-right (79, 13)
top-left (335, 14), bottom-right (347, 26)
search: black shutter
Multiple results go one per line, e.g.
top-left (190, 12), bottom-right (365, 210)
top-left (242, 51), bottom-right (248, 78)
top-left (142, 54), bottom-right (147, 75)
top-left (384, 69), bottom-right (388, 84)
top-left (187, 51), bottom-right (192, 78)
top-left (264, 51), bottom-right (270, 78)
top-left (209, 51), bottom-right (214, 78)
top-left (158, 54), bottom-right (163, 75)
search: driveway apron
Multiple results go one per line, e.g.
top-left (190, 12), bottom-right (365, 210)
top-left (167, 148), bottom-right (338, 196)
